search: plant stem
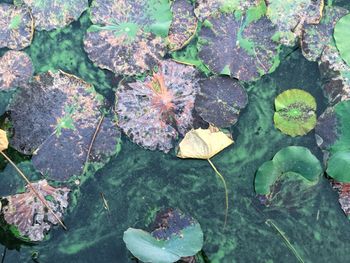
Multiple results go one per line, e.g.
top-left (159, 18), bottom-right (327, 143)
top-left (265, 219), bottom-right (304, 263)
top-left (207, 158), bottom-right (228, 228)
top-left (0, 151), bottom-right (67, 230)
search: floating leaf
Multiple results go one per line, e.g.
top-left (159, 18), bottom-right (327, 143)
top-left (0, 3), bottom-right (33, 50)
top-left (84, 28), bottom-right (166, 76)
top-left (2, 180), bottom-right (69, 242)
top-left (255, 146), bottom-right (322, 195)
top-left (301, 6), bottom-right (348, 61)
top-left (327, 151), bottom-right (350, 182)
top-left (334, 13), bottom-right (350, 67)
top-left (195, 76), bottom-right (248, 127)
top-left (266, 0), bottom-right (324, 46)
top-left (123, 208), bottom-right (203, 263)
top-left (0, 50), bottom-right (33, 90)
top-left (198, 4), bottom-right (281, 81)
top-left (0, 129), bottom-right (8, 152)
top-left (274, 89), bottom-right (317, 137)
top-left (116, 60), bottom-right (198, 153)
top-left (168, 0), bottom-right (198, 51)
top-left (18, 0), bottom-right (88, 31)
top-left (8, 71), bottom-right (120, 180)
top-left (332, 181), bottom-right (350, 216)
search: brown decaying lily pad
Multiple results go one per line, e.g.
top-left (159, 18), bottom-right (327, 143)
top-left (332, 181), bottom-right (350, 216)
top-left (9, 71), bottom-right (120, 181)
top-left (315, 107), bottom-right (337, 151)
top-left (0, 50), bottom-right (33, 90)
top-left (116, 60), bottom-right (198, 153)
top-left (20, 0), bottom-right (88, 31)
top-left (168, 0), bottom-right (198, 51)
top-left (2, 180), bottom-right (69, 242)
top-left (0, 3), bottom-right (33, 50)
top-left (301, 6), bottom-right (348, 62)
top-left (84, 29), bottom-right (165, 76)
top-left (198, 12), bottom-right (280, 81)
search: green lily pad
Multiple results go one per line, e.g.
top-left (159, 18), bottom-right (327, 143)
top-left (194, 0), bottom-right (260, 21)
top-left (198, 3), bottom-right (281, 81)
top-left (0, 3), bottom-right (33, 50)
top-left (301, 6), bottom-right (348, 61)
top-left (334, 13), bottom-right (350, 67)
top-left (123, 208), bottom-right (203, 263)
top-left (315, 100), bottom-right (350, 153)
top-left (327, 151), bottom-right (350, 182)
top-left (84, 26), bottom-right (166, 76)
top-left (8, 71), bottom-right (121, 181)
top-left (266, 0), bottom-right (324, 46)
top-left (17, 0), bottom-right (88, 31)
top-left (168, 0), bottom-right (198, 51)
top-left (255, 146), bottom-right (322, 195)
top-left (116, 60), bottom-right (198, 153)
top-left (195, 76), bottom-right (248, 127)
top-left (0, 50), bottom-right (33, 90)
top-left (274, 89), bottom-right (317, 137)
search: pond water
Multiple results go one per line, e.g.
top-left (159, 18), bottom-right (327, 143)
top-left (1, 1), bottom-right (350, 263)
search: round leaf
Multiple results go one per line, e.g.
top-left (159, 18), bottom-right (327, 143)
top-left (334, 13), bottom-right (350, 67)
top-left (327, 151), bottom-right (350, 183)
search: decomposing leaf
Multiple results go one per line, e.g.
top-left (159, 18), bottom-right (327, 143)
top-left (266, 0), bottom-right (324, 46)
top-left (195, 76), bottom-right (248, 127)
top-left (168, 0), bottom-right (198, 51)
top-left (198, 4), bottom-right (281, 81)
top-left (301, 6), bottom-right (348, 62)
top-left (2, 180), bottom-right (70, 242)
top-left (18, 0), bottom-right (88, 31)
top-left (274, 89), bottom-right (317, 137)
top-left (332, 181), bottom-right (350, 216)
top-left (334, 13), bottom-right (350, 67)
top-left (0, 3), bottom-right (33, 50)
top-left (8, 71), bottom-right (120, 181)
top-left (0, 129), bottom-right (8, 152)
top-left (116, 60), bottom-right (198, 153)
top-left (0, 50), bottom-right (33, 90)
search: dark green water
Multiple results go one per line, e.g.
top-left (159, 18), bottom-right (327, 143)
top-left (1, 3), bottom-right (350, 263)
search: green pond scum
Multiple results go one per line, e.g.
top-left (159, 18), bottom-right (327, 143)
top-left (0, 0), bottom-right (350, 262)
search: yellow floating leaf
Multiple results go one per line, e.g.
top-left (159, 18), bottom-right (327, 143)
top-left (0, 129), bottom-right (9, 152)
top-left (177, 127), bottom-right (234, 159)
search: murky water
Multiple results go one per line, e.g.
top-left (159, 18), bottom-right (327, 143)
top-left (1, 2), bottom-right (350, 263)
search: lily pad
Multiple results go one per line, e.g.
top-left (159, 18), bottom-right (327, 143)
top-left (18, 0), bottom-right (88, 31)
top-left (0, 50), bottom-right (33, 90)
top-left (334, 13), bottom-right (350, 67)
top-left (8, 71), bottom-right (121, 181)
top-left (332, 181), bottom-right (350, 216)
top-left (266, 0), bottom-right (324, 46)
top-left (194, 0), bottom-right (260, 21)
top-left (116, 60), bottom-right (198, 153)
top-left (315, 100), bottom-right (350, 153)
top-left (84, 27), bottom-right (166, 76)
top-left (301, 6), bottom-right (348, 61)
top-left (198, 4), bottom-right (281, 81)
top-left (168, 0), bottom-right (198, 51)
top-left (327, 151), bottom-right (350, 182)
top-left (274, 89), bottom-right (317, 137)
top-left (0, 3), bottom-right (33, 50)
top-left (195, 76), bottom-right (248, 127)
top-left (255, 146), bottom-right (323, 195)
top-left (1, 180), bottom-right (69, 242)
top-left (123, 208), bottom-right (203, 263)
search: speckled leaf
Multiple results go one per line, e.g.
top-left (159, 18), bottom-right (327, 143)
top-left (274, 89), bottom-right (317, 137)
top-left (198, 10), bottom-right (280, 81)
top-left (195, 76), bottom-right (248, 127)
top-left (0, 3), bottom-right (33, 50)
top-left (301, 6), bottom-right (348, 61)
top-left (194, 0), bottom-right (260, 21)
top-left (84, 28), bottom-right (166, 76)
top-left (266, 0), bottom-right (324, 46)
top-left (0, 50), bottom-right (33, 90)
top-left (168, 0), bottom-right (198, 51)
top-left (19, 0), bottom-right (88, 31)
top-left (116, 60), bottom-right (198, 153)
top-left (8, 71), bottom-right (121, 180)
top-left (2, 180), bottom-right (69, 242)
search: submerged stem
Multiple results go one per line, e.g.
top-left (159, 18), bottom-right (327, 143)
top-left (265, 219), bottom-right (304, 263)
top-left (0, 151), bottom-right (67, 230)
top-left (207, 158), bottom-right (228, 228)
